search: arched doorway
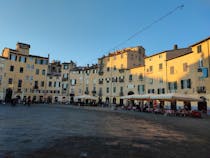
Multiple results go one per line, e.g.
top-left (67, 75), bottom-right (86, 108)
top-left (5, 88), bottom-right (13, 103)
top-left (70, 93), bottom-right (74, 103)
top-left (47, 96), bottom-right (52, 103)
top-left (113, 97), bottom-right (116, 104)
top-left (127, 91), bottom-right (134, 106)
top-left (98, 97), bottom-right (102, 105)
top-left (128, 91), bottom-right (134, 95)
top-left (106, 97), bottom-right (109, 104)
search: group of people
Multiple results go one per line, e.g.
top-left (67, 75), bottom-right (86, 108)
top-left (10, 96), bottom-right (31, 107)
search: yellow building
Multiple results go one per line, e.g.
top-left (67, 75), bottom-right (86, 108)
top-left (1, 42), bottom-right (49, 102)
top-left (61, 61), bottom-right (76, 101)
top-left (0, 56), bottom-right (7, 101)
top-left (1, 37), bottom-right (209, 113)
top-left (69, 65), bottom-right (98, 103)
top-left (97, 46), bottom-right (145, 104)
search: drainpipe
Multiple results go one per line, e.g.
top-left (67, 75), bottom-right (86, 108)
top-left (207, 40), bottom-right (210, 75)
top-left (166, 60), bottom-right (168, 93)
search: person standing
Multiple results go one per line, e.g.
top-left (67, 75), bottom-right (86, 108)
top-left (27, 96), bottom-right (31, 107)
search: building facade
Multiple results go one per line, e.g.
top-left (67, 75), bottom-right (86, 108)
top-left (0, 37), bottom-right (209, 112)
top-left (1, 43), bottom-right (49, 102)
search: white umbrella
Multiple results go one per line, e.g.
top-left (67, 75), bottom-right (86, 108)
top-left (74, 95), bottom-right (97, 100)
top-left (150, 93), bottom-right (202, 102)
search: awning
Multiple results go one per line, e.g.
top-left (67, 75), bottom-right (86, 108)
top-left (120, 94), bottom-right (152, 100)
top-left (150, 93), bottom-right (202, 102)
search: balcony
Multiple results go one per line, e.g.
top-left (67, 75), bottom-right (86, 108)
top-left (62, 78), bottom-right (68, 81)
top-left (197, 86), bottom-right (206, 93)
top-left (119, 79), bottom-right (124, 83)
top-left (16, 88), bottom-right (22, 93)
top-left (99, 80), bottom-right (103, 84)
top-left (112, 79), bottom-right (117, 83)
top-left (85, 91), bottom-right (89, 95)
top-left (62, 89), bottom-right (67, 94)
top-left (92, 90), bottom-right (96, 96)
top-left (119, 69), bottom-right (125, 73)
top-left (92, 90), bottom-right (96, 94)
top-left (98, 71), bottom-right (104, 76)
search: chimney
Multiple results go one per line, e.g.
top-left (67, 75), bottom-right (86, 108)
top-left (174, 44), bottom-right (178, 50)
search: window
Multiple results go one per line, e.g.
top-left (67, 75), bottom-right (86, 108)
top-left (113, 87), bottom-right (116, 93)
top-left (198, 58), bottom-right (203, 68)
top-left (19, 56), bottom-right (26, 63)
top-left (30, 76), bottom-right (33, 81)
top-left (170, 66), bottom-right (174, 74)
top-left (36, 69), bottom-right (39, 75)
top-left (197, 45), bottom-right (202, 53)
top-left (29, 57), bottom-right (33, 62)
top-left (64, 65), bottom-right (69, 70)
top-left (0, 75), bottom-right (2, 84)
top-left (43, 60), bottom-right (48, 65)
top-left (107, 67), bottom-right (110, 72)
top-left (129, 75), bottom-right (132, 81)
top-left (159, 63), bottom-right (163, 70)
top-left (157, 88), bottom-right (165, 94)
top-left (181, 79), bottom-right (191, 89)
top-left (34, 81), bottom-right (38, 89)
top-left (113, 66), bottom-right (116, 71)
top-left (8, 78), bottom-right (13, 84)
top-left (48, 81), bottom-right (52, 87)
top-left (10, 65), bottom-right (14, 72)
top-left (10, 54), bottom-right (17, 61)
top-left (41, 81), bottom-right (44, 87)
top-left (120, 87), bottom-right (123, 92)
top-left (42, 70), bottom-right (46, 75)
top-left (139, 74), bottom-right (144, 81)
top-left (18, 80), bottom-right (22, 87)
top-left (168, 82), bottom-right (177, 92)
top-left (138, 85), bottom-right (145, 94)
top-left (149, 78), bottom-right (153, 84)
top-left (27, 64), bottom-right (30, 70)
top-left (183, 63), bottom-right (188, 72)
top-left (149, 66), bottom-right (153, 72)
top-left (106, 87), bottom-right (109, 93)
top-left (20, 67), bottom-right (24, 73)
top-left (71, 79), bottom-right (76, 85)
top-left (63, 73), bottom-right (68, 79)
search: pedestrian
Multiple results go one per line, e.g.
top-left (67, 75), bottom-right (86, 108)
top-left (27, 96), bottom-right (31, 107)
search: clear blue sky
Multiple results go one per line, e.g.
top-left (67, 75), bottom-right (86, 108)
top-left (0, 0), bottom-right (210, 66)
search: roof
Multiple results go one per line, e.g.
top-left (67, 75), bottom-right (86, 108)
top-left (145, 47), bottom-right (192, 61)
top-left (0, 56), bottom-right (8, 59)
top-left (190, 36), bottom-right (210, 47)
top-left (98, 46), bottom-right (143, 60)
top-left (28, 54), bottom-right (49, 59)
top-left (71, 64), bottom-right (98, 71)
top-left (166, 48), bottom-right (192, 61)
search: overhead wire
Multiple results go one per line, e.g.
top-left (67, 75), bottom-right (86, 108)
top-left (107, 4), bottom-right (184, 53)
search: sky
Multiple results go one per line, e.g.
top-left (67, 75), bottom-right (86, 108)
top-left (0, 0), bottom-right (210, 66)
